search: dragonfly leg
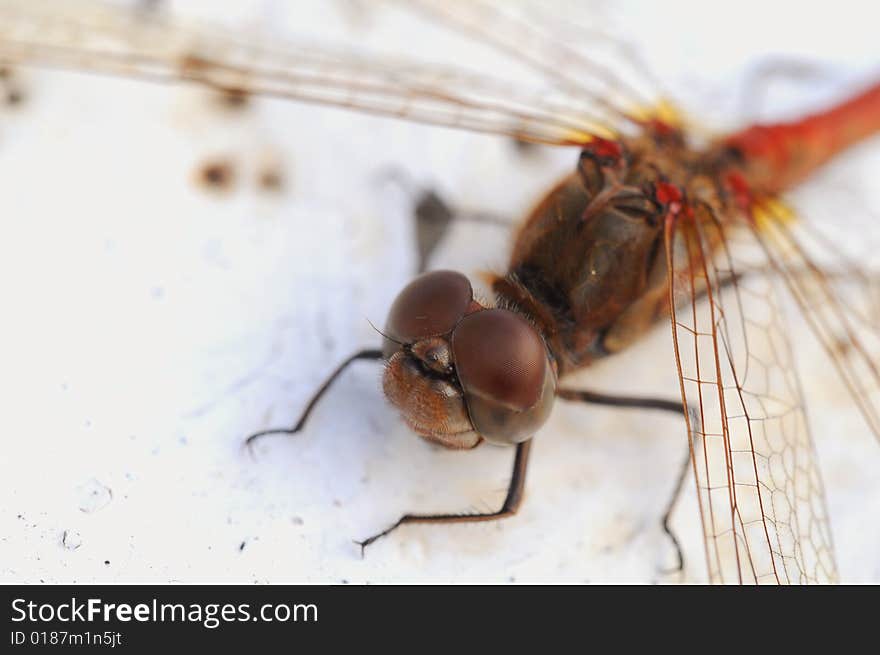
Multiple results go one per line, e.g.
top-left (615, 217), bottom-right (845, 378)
top-left (659, 445), bottom-right (691, 575)
top-left (556, 387), bottom-right (695, 575)
top-left (244, 348), bottom-right (383, 450)
top-left (355, 439), bottom-right (532, 557)
top-left (375, 166), bottom-right (511, 272)
top-left (556, 388), bottom-right (685, 414)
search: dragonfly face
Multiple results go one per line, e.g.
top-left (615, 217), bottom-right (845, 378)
top-left (2, 0), bottom-right (878, 584)
top-left (382, 270), bottom-right (557, 448)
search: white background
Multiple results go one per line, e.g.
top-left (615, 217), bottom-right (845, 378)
top-left (1, 0), bottom-right (878, 584)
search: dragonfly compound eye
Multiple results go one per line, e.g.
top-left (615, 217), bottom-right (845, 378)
top-left (452, 309), bottom-right (556, 445)
top-left (383, 270), bottom-right (473, 357)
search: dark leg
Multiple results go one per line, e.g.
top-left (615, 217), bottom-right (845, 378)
top-left (245, 348), bottom-right (383, 448)
top-left (557, 387), bottom-right (695, 575)
top-left (411, 188), bottom-right (511, 272)
top-left (556, 388), bottom-right (685, 414)
top-left (659, 445), bottom-right (692, 575)
top-left (455, 210), bottom-right (513, 227)
top-left (375, 167), bottom-right (511, 272)
top-left (355, 439), bottom-right (532, 556)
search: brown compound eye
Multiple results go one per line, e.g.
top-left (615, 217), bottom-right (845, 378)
top-left (383, 270), bottom-right (473, 357)
top-left (451, 309), bottom-right (556, 445)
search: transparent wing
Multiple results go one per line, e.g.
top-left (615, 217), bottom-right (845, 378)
top-left (402, 0), bottom-right (673, 125)
top-left (665, 203), bottom-right (838, 584)
top-left (754, 198), bottom-right (880, 442)
top-left (0, 0), bottom-right (635, 146)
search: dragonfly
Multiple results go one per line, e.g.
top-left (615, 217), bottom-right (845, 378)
top-left (1, 0), bottom-right (878, 584)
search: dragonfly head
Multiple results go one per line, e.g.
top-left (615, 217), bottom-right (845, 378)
top-left (381, 270), bottom-right (556, 448)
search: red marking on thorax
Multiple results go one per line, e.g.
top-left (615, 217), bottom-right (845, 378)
top-left (724, 171), bottom-right (753, 211)
top-left (586, 137), bottom-right (623, 161)
top-left (644, 118), bottom-right (677, 139)
top-left (654, 181), bottom-right (682, 205)
top-left (653, 181), bottom-right (686, 219)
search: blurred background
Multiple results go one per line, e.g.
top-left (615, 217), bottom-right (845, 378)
top-left (0, 0), bottom-right (878, 583)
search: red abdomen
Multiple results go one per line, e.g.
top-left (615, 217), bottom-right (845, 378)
top-left (725, 82), bottom-right (880, 193)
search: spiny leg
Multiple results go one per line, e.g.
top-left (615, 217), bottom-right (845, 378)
top-left (245, 348), bottom-right (383, 449)
top-left (556, 387), bottom-right (695, 575)
top-left (355, 439), bottom-right (532, 556)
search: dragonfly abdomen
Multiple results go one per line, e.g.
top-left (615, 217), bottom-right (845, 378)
top-left (725, 81), bottom-right (880, 194)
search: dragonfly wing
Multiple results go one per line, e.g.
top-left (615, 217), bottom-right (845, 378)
top-left (753, 198), bottom-right (880, 443)
top-left (0, 0), bottom-right (620, 146)
top-left (665, 203), bottom-right (838, 584)
top-left (403, 0), bottom-right (671, 125)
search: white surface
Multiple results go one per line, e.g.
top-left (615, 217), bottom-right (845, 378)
top-left (1, 0), bottom-right (878, 584)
